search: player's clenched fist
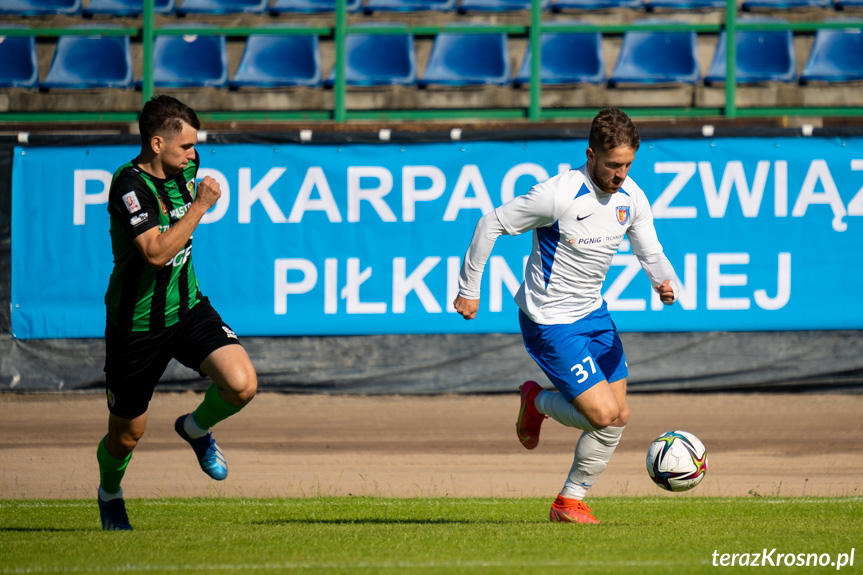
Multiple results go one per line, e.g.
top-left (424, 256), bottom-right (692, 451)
top-left (196, 175), bottom-right (221, 209)
top-left (655, 279), bottom-right (675, 305)
top-left (453, 295), bottom-right (480, 320)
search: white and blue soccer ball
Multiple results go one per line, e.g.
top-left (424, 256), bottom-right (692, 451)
top-left (646, 430), bottom-right (708, 492)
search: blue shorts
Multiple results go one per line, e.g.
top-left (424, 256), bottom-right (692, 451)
top-left (519, 302), bottom-right (628, 403)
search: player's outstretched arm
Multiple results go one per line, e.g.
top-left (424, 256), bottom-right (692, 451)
top-left (456, 211), bottom-right (507, 319)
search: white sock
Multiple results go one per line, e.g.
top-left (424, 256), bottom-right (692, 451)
top-left (535, 390), bottom-right (597, 432)
top-left (183, 413), bottom-right (209, 439)
top-left (98, 485), bottom-right (123, 502)
top-left (560, 425), bottom-right (625, 500)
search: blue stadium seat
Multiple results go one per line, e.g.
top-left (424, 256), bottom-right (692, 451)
top-left (0, 32), bottom-right (38, 88)
top-left (42, 31), bottom-right (133, 89)
top-left (741, 0), bottom-right (830, 9)
top-left (514, 26), bottom-right (604, 85)
top-left (609, 22), bottom-right (700, 84)
top-left (645, 0), bottom-right (724, 9)
top-left (420, 29), bottom-right (510, 86)
top-left (801, 27), bottom-right (863, 83)
top-left (553, 0), bottom-right (641, 10)
top-left (231, 34), bottom-right (322, 88)
top-left (83, 0), bottom-right (175, 15)
top-left (836, 0), bottom-right (863, 7)
top-left (459, 0), bottom-right (549, 11)
top-left (326, 24), bottom-right (416, 86)
top-left (177, 0), bottom-right (267, 14)
top-left (0, 0), bottom-right (81, 15)
top-left (270, 0), bottom-right (361, 12)
top-left (704, 21), bottom-right (796, 84)
top-left (149, 27), bottom-right (229, 87)
top-left (365, 0), bottom-right (455, 12)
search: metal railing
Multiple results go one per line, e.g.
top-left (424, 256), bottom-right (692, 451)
top-left (2, 0), bottom-right (863, 124)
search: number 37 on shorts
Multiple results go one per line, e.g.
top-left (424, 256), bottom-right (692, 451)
top-left (570, 356), bottom-right (598, 384)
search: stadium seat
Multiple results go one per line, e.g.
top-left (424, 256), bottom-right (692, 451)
top-left (420, 29), bottom-right (510, 86)
top-left (704, 21), bottom-right (796, 84)
top-left (0, 0), bottom-right (81, 15)
top-left (270, 0), bottom-right (361, 12)
top-left (459, 0), bottom-right (549, 11)
top-left (83, 0), bottom-right (175, 15)
top-left (149, 27), bottom-right (228, 87)
top-left (326, 24), bottom-right (416, 86)
top-left (741, 0), bottom-right (830, 9)
top-left (513, 26), bottom-right (605, 85)
top-left (835, 0), bottom-right (863, 8)
top-left (553, 0), bottom-right (642, 10)
top-left (801, 27), bottom-right (863, 83)
top-left (231, 33), bottom-right (322, 88)
top-left (177, 0), bottom-right (267, 14)
top-left (0, 32), bottom-right (38, 89)
top-left (365, 0), bottom-right (455, 12)
top-left (42, 31), bottom-right (134, 89)
top-left (608, 22), bottom-right (700, 85)
top-left (645, 0), bottom-right (725, 9)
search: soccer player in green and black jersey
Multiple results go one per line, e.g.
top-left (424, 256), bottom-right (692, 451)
top-left (97, 95), bottom-right (258, 531)
top-left (104, 152), bottom-right (203, 332)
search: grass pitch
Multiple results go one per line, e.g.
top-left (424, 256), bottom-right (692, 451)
top-left (1, 496), bottom-right (860, 574)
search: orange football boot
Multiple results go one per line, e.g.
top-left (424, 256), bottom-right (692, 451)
top-left (549, 495), bottom-right (600, 524)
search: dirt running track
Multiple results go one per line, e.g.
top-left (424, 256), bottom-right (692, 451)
top-left (1, 392), bottom-right (861, 500)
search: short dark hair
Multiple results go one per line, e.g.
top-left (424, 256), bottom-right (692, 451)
top-left (139, 95), bottom-right (200, 149)
top-left (588, 108), bottom-right (640, 154)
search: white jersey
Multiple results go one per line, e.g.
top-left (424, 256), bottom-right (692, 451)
top-left (458, 163), bottom-right (678, 325)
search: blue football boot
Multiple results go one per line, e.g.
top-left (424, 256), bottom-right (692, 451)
top-left (174, 415), bottom-right (228, 481)
top-left (98, 492), bottom-right (133, 531)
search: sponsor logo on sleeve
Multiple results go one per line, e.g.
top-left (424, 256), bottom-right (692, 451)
top-left (130, 213), bottom-right (149, 227)
top-left (129, 212), bottom-right (150, 226)
top-left (122, 191), bottom-right (142, 213)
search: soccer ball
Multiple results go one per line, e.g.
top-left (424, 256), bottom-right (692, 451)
top-left (646, 430), bottom-right (708, 492)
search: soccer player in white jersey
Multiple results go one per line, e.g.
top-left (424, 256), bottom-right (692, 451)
top-left (454, 108), bottom-right (680, 524)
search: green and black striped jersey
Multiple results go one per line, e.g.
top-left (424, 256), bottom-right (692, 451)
top-left (105, 153), bottom-right (203, 331)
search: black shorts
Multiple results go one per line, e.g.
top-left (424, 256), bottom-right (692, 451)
top-left (104, 297), bottom-right (242, 419)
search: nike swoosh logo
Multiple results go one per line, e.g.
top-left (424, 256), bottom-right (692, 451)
top-left (577, 214), bottom-right (592, 221)
top-left (516, 406), bottom-right (530, 442)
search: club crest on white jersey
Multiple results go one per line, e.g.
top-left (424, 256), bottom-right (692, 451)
top-left (616, 206), bottom-right (630, 225)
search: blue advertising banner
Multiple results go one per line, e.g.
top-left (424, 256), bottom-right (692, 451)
top-left (11, 138), bottom-right (863, 339)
